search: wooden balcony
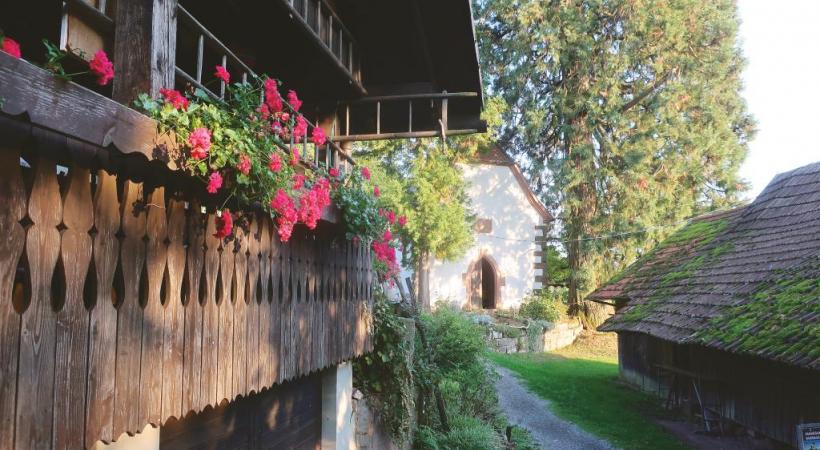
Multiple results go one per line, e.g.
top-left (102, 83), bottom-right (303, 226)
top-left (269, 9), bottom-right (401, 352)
top-left (0, 51), bottom-right (373, 450)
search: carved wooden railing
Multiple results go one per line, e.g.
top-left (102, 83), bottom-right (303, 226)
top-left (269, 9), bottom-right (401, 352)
top-left (0, 147), bottom-right (373, 450)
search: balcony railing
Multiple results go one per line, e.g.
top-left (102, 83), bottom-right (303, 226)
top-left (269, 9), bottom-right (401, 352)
top-left (283, 0), bottom-right (363, 91)
top-left (173, 4), bottom-right (354, 171)
top-left (335, 92), bottom-right (485, 142)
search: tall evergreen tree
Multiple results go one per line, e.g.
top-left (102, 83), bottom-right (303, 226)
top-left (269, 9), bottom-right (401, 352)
top-left (475, 0), bottom-right (755, 323)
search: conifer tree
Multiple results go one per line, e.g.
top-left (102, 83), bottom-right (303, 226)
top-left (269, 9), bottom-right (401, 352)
top-left (475, 0), bottom-right (755, 323)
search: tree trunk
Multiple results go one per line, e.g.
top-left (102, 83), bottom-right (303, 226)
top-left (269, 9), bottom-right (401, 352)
top-left (416, 250), bottom-right (432, 311)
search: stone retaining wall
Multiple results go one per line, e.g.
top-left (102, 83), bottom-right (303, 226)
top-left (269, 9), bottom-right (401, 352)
top-left (489, 319), bottom-right (583, 353)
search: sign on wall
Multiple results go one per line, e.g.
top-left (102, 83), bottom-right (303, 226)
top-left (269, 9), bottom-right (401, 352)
top-left (798, 423), bottom-right (820, 450)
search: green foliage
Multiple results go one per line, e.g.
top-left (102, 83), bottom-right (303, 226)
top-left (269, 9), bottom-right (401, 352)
top-left (357, 145), bottom-right (475, 265)
top-left (475, 0), bottom-right (756, 310)
top-left (415, 416), bottom-right (502, 450)
top-left (519, 288), bottom-right (568, 323)
top-left (490, 350), bottom-right (692, 450)
top-left (544, 245), bottom-right (570, 285)
top-left (420, 305), bottom-right (487, 373)
top-left (491, 323), bottom-right (524, 339)
top-left (352, 293), bottom-right (414, 446)
top-left (410, 306), bottom-right (533, 449)
top-left (334, 167), bottom-right (389, 243)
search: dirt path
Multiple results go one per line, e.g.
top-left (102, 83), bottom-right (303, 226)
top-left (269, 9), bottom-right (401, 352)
top-left (494, 365), bottom-right (616, 450)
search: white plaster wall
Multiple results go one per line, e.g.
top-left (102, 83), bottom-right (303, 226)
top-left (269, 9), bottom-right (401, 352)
top-left (429, 163), bottom-right (543, 310)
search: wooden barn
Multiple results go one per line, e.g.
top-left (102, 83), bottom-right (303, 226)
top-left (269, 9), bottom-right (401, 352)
top-left (589, 162), bottom-right (820, 448)
top-left (0, 1), bottom-right (483, 449)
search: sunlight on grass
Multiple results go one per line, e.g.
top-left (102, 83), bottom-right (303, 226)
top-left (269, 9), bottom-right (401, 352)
top-left (489, 333), bottom-right (692, 450)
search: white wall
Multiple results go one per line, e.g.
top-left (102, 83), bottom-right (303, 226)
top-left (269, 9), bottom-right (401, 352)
top-left (428, 163), bottom-right (543, 310)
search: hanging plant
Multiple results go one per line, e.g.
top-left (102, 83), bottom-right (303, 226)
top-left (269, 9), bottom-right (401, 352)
top-left (132, 66), bottom-right (403, 279)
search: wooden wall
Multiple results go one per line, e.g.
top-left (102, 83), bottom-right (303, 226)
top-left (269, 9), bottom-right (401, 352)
top-left (617, 332), bottom-right (820, 446)
top-left (0, 147), bottom-right (373, 450)
top-left (160, 372), bottom-right (323, 450)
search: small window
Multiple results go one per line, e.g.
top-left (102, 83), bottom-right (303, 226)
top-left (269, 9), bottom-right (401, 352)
top-left (475, 218), bottom-right (492, 234)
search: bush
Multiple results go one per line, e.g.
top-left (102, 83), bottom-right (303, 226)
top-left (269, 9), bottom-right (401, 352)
top-left (352, 293), bottom-right (414, 445)
top-left (519, 287), bottom-right (568, 322)
top-left (421, 304), bottom-right (487, 372)
top-left (492, 323), bottom-right (525, 338)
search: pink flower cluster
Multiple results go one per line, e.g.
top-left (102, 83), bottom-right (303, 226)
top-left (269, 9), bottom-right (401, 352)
top-left (188, 127), bottom-right (211, 160)
top-left (214, 65), bottom-right (230, 84)
top-left (160, 88), bottom-right (189, 110)
top-left (270, 189), bottom-right (298, 241)
top-left (1, 37), bottom-right (21, 58)
top-left (237, 154), bottom-right (251, 175)
top-left (214, 210), bottom-right (233, 239)
top-left (268, 177), bottom-right (332, 242)
top-left (264, 79), bottom-right (283, 113)
top-left (89, 50), bottom-right (114, 86)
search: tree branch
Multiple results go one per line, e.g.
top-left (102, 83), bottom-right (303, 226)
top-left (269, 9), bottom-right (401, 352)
top-left (620, 69), bottom-right (677, 113)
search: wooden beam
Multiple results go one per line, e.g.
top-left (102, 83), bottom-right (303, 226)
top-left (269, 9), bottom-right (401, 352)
top-left (333, 128), bottom-right (481, 142)
top-left (113, 0), bottom-right (177, 104)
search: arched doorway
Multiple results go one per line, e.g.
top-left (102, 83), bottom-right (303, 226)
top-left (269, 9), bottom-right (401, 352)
top-left (480, 258), bottom-right (496, 309)
top-left (466, 254), bottom-right (502, 310)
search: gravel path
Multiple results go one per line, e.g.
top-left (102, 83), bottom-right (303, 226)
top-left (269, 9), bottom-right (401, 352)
top-left (494, 365), bottom-right (616, 450)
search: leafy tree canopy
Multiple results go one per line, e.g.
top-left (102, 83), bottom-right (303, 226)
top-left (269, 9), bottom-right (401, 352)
top-left (474, 0), bottom-right (755, 316)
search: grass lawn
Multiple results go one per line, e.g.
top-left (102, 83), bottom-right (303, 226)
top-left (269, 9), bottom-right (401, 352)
top-left (489, 332), bottom-right (692, 450)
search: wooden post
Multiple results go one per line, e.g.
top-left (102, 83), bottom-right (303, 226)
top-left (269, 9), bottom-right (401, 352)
top-left (113, 0), bottom-right (177, 104)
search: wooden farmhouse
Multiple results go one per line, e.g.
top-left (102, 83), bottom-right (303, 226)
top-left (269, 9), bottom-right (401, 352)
top-left (0, 1), bottom-right (483, 449)
top-left (590, 162), bottom-right (820, 447)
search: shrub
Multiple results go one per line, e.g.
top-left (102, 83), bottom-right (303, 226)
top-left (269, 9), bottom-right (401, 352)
top-left (519, 287), bottom-right (568, 322)
top-left (492, 323), bottom-right (525, 338)
top-left (421, 304), bottom-right (487, 372)
top-left (352, 293), bottom-right (414, 445)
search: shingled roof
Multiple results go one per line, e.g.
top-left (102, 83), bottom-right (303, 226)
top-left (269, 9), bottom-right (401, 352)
top-left (591, 161), bottom-right (820, 371)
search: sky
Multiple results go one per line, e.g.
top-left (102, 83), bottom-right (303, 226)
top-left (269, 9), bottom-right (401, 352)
top-left (737, 1), bottom-right (820, 199)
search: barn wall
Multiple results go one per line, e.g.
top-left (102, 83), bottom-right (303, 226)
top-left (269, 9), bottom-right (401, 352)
top-left (428, 163), bottom-right (543, 310)
top-left (617, 332), bottom-right (820, 446)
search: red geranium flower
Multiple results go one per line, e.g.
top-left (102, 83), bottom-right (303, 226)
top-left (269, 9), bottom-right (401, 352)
top-left (214, 210), bottom-right (233, 239)
top-left (287, 90), bottom-right (302, 111)
top-left (188, 127), bottom-right (211, 159)
top-left (329, 167), bottom-right (340, 178)
top-left (214, 65), bottom-right (230, 84)
top-left (89, 50), bottom-right (114, 86)
top-left (292, 115), bottom-right (308, 140)
top-left (398, 215), bottom-right (407, 227)
top-left (361, 167), bottom-right (371, 180)
top-left (159, 88), bottom-right (189, 110)
top-left (311, 126), bottom-right (326, 146)
top-left (386, 210), bottom-right (396, 224)
top-left (1, 37), bottom-right (21, 58)
top-left (373, 185), bottom-right (380, 198)
top-left (269, 153), bottom-right (283, 172)
top-left (207, 171), bottom-right (223, 194)
top-left (237, 154), bottom-right (251, 175)
top-left (292, 174), bottom-right (306, 190)
top-left (264, 78), bottom-right (283, 112)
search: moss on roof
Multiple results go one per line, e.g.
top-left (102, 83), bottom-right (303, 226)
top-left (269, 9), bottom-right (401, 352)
top-left (696, 258), bottom-right (820, 369)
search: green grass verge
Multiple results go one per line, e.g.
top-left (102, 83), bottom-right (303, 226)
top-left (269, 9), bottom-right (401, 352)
top-left (489, 348), bottom-right (692, 450)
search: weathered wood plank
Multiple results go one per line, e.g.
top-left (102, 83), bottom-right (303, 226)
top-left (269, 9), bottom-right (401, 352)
top-left (86, 170), bottom-right (120, 445)
top-left (257, 218), bottom-right (272, 388)
top-left (181, 204), bottom-right (205, 416)
top-left (162, 199), bottom-right (186, 421)
top-left (113, 181), bottom-right (147, 438)
top-left (246, 217), bottom-right (261, 394)
top-left (200, 214), bottom-right (220, 410)
top-left (17, 158), bottom-right (62, 450)
top-left (112, 0), bottom-right (177, 104)
top-left (54, 167), bottom-right (93, 450)
top-left (140, 187), bottom-right (167, 426)
top-left (216, 214), bottom-right (235, 404)
top-left (269, 226), bottom-right (282, 385)
top-left (0, 148), bottom-right (27, 450)
top-left (232, 224), bottom-right (248, 397)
